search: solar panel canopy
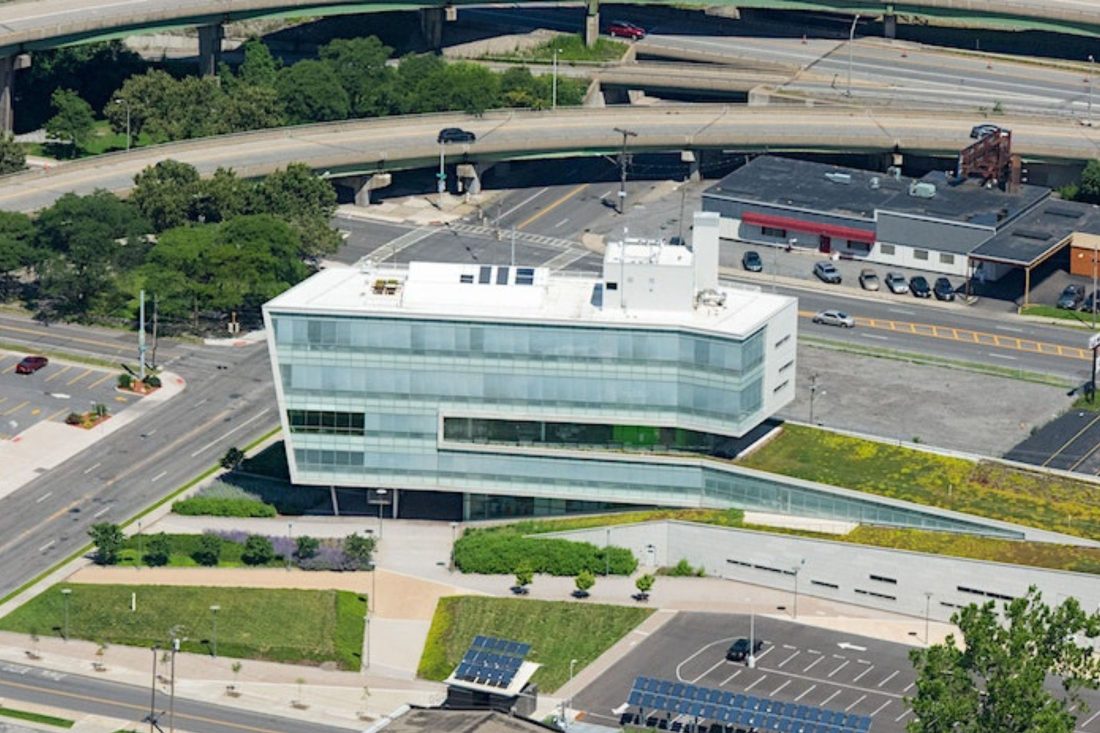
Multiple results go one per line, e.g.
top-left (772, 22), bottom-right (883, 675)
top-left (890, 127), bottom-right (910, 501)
top-left (453, 636), bottom-right (532, 689)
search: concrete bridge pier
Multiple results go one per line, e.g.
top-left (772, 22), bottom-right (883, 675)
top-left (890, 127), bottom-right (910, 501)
top-left (339, 173), bottom-right (392, 206)
top-left (0, 53), bottom-right (31, 133)
top-left (883, 9), bottom-right (897, 38)
top-left (681, 150), bottom-right (700, 182)
top-left (456, 162), bottom-right (483, 197)
top-left (584, 0), bottom-right (600, 48)
top-left (198, 23), bottom-right (224, 76)
top-left (420, 7), bottom-right (445, 51)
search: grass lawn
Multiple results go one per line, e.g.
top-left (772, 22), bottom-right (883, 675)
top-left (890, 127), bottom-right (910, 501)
top-left (116, 534), bottom-right (284, 569)
top-left (418, 596), bottom-right (653, 691)
top-left (487, 33), bottom-right (627, 63)
top-left (20, 121), bottom-right (152, 159)
top-left (0, 707), bottom-right (74, 728)
top-left (738, 423), bottom-right (1100, 540)
top-left (1020, 304), bottom-right (1096, 327)
top-left (0, 584), bottom-right (366, 669)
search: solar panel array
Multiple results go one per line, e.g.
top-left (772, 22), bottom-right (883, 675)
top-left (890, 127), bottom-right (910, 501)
top-left (628, 677), bottom-right (872, 733)
top-left (453, 636), bottom-right (532, 689)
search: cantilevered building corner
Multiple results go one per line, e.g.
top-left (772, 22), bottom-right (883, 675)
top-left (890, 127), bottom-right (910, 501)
top-left (262, 211), bottom-right (798, 520)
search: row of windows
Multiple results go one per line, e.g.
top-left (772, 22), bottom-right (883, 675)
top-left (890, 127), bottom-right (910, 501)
top-left (287, 410), bottom-right (365, 435)
top-left (879, 244), bottom-right (955, 265)
top-left (294, 449), bottom-right (365, 467)
top-left (273, 315), bottom-right (765, 374)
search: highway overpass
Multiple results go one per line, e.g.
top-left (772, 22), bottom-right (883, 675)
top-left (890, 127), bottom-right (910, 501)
top-left (1, 104), bottom-right (1097, 213)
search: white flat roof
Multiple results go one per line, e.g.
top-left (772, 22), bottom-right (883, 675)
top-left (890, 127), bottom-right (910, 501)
top-left (264, 262), bottom-right (794, 338)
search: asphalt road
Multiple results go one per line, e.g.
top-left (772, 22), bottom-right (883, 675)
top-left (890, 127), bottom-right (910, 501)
top-left (572, 612), bottom-right (1100, 733)
top-left (0, 660), bottom-right (356, 733)
top-left (0, 312), bottom-right (278, 596)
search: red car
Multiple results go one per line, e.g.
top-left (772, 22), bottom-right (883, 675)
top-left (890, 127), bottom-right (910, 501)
top-left (15, 355), bottom-right (48, 374)
top-left (608, 21), bottom-right (646, 40)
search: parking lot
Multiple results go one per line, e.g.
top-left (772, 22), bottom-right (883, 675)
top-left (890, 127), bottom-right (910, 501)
top-left (574, 612), bottom-right (1100, 733)
top-left (0, 351), bottom-right (129, 439)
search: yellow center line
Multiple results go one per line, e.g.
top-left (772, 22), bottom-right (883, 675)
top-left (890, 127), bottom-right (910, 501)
top-left (44, 364), bottom-right (72, 383)
top-left (66, 368), bottom-right (93, 386)
top-left (515, 183), bottom-right (588, 230)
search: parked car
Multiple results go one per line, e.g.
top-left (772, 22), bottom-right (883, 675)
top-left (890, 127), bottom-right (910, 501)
top-left (812, 309), bottom-right (855, 328)
top-left (1082, 291), bottom-right (1100, 313)
top-left (607, 20), bottom-right (646, 39)
top-left (813, 261), bottom-right (842, 284)
top-left (437, 127), bottom-right (476, 144)
top-left (884, 272), bottom-right (909, 294)
top-left (909, 276), bottom-right (932, 298)
top-left (934, 277), bottom-right (956, 301)
top-left (742, 251), bottom-right (763, 272)
top-left (726, 637), bottom-right (764, 662)
top-left (15, 355), bottom-right (48, 374)
top-left (858, 268), bottom-right (880, 291)
top-left (1057, 284), bottom-right (1086, 309)
top-left (970, 123), bottom-right (1001, 139)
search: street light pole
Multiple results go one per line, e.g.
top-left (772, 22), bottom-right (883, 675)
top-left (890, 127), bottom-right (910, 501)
top-left (209, 605), bottom-right (220, 658)
top-left (60, 588), bottom-right (72, 640)
top-left (147, 646), bottom-right (158, 733)
top-left (748, 611), bottom-right (756, 669)
top-left (561, 658), bottom-right (578, 723)
top-left (377, 489), bottom-right (388, 539)
top-left (286, 522), bottom-right (293, 571)
top-left (613, 127), bottom-right (638, 215)
top-left (809, 374), bottom-right (819, 424)
top-left (605, 528), bottom-right (611, 577)
top-left (846, 14), bottom-right (860, 98)
top-left (552, 47), bottom-right (562, 110)
top-left (169, 637), bottom-right (179, 733)
top-left (438, 141), bottom-right (447, 208)
top-left (1089, 54), bottom-right (1095, 125)
top-left (792, 559), bottom-right (805, 619)
top-left (449, 522), bottom-right (458, 573)
top-left (924, 592), bottom-right (933, 645)
top-left (114, 98), bottom-right (131, 151)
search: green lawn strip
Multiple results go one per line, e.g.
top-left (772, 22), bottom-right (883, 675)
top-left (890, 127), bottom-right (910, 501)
top-left (799, 335), bottom-right (1071, 388)
top-left (117, 534), bottom-right (284, 569)
top-left (1019, 305), bottom-right (1097, 328)
top-left (0, 584), bottom-right (366, 669)
top-left (418, 596), bottom-right (653, 691)
top-left (482, 33), bottom-right (627, 63)
top-left (737, 424), bottom-right (1100, 540)
top-left (0, 425), bottom-right (281, 607)
top-left (0, 706), bottom-right (75, 728)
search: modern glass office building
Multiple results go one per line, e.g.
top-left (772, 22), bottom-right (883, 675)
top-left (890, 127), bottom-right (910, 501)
top-left (262, 212), bottom-right (1015, 534)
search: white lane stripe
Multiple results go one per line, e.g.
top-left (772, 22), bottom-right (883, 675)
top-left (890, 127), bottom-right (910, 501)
top-left (93, 506), bottom-right (110, 518)
top-left (803, 656), bottom-right (825, 673)
top-left (151, 470), bottom-right (167, 482)
top-left (860, 333), bottom-right (889, 340)
top-left (903, 683), bottom-right (915, 693)
top-left (744, 675), bottom-right (767, 691)
top-left (35, 492), bottom-right (52, 503)
top-left (498, 187), bottom-right (550, 221)
top-left (720, 669), bottom-right (743, 686)
top-left (794, 685), bottom-right (816, 701)
top-left (820, 690), bottom-right (842, 707)
top-left (851, 665), bottom-right (875, 683)
top-left (845, 694), bottom-right (868, 712)
top-left (38, 540), bottom-right (55, 552)
top-left (895, 709), bottom-right (914, 723)
top-left (869, 700), bottom-right (892, 717)
top-left (189, 408), bottom-right (270, 457)
top-left (778, 651), bottom-right (800, 668)
top-left (82, 462), bottom-right (100, 475)
top-left (754, 645), bottom-right (775, 661)
top-left (1080, 708), bottom-right (1100, 728)
top-left (771, 680), bottom-right (791, 696)
top-left (828, 660), bottom-right (850, 678)
top-left (877, 670), bottom-right (900, 688)
top-left (987, 352), bottom-right (1018, 360)
top-left (690, 658), bottom-right (726, 684)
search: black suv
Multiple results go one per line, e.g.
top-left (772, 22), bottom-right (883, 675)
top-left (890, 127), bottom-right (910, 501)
top-left (726, 637), bottom-right (764, 662)
top-left (1058, 284), bottom-right (1085, 310)
top-left (933, 277), bottom-right (956, 302)
top-left (909, 276), bottom-right (932, 298)
top-left (437, 127), bottom-right (476, 144)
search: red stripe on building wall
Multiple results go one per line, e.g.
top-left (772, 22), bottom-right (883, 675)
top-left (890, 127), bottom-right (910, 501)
top-left (741, 211), bottom-right (876, 244)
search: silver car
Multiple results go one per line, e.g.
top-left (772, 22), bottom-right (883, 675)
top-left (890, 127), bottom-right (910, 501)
top-left (884, 272), bottom-right (909, 295)
top-left (812, 309), bottom-right (855, 328)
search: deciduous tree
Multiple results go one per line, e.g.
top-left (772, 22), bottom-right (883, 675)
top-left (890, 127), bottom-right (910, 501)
top-left (0, 132), bottom-right (26, 174)
top-left (45, 89), bottom-right (96, 155)
top-left (88, 523), bottom-right (124, 565)
top-left (275, 60), bottom-right (349, 124)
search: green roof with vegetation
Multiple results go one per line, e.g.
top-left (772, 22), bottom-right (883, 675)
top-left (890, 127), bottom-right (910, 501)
top-left (418, 596), bottom-right (653, 691)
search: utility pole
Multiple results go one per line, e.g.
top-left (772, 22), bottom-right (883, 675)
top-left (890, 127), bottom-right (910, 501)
top-left (169, 637), bottom-right (179, 733)
top-left (809, 373), bottom-right (819, 424)
top-left (138, 289), bottom-right (146, 383)
top-left (150, 294), bottom-right (159, 369)
top-left (552, 47), bottom-right (562, 110)
top-left (846, 14), bottom-right (860, 98)
top-left (676, 184), bottom-right (687, 245)
top-left (1089, 54), bottom-right (1095, 125)
top-left (923, 592), bottom-right (933, 645)
top-left (613, 127), bottom-right (637, 215)
top-left (147, 646), bottom-right (158, 733)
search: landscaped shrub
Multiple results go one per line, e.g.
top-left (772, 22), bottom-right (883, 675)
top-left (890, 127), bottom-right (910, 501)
top-left (454, 527), bottom-right (636, 576)
top-left (172, 496), bottom-right (277, 518)
top-left (295, 535), bottom-right (320, 560)
top-left (143, 374), bottom-right (161, 388)
top-left (144, 533), bottom-right (171, 567)
top-left (192, 534), bottom-right (222, 566)
top-left (662, 558), bottom-right (705, 577)
top-left (241, 535), bottom-right (275, 566)
top-left (117, 373), bottom-right (132, 389)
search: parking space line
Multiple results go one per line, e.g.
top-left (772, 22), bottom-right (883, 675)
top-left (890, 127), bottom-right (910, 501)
top-left (771, 681), bottom-right (791, 696)
top-left (778, 651), bottom-right (800, 668)
top-left (895, 709), bottom-right (913, 724)
top-left (877, 670), bottom-right (899, 688)
top-left (66, 369), bottom-right (93, 386)
top-left (744, 675), bottom-right (767, 692)
top-left (828, 660), bottom-right (850, 678)
top-left (794, 685), bottom-right (816, 702)
top-left (720, 669), bottom-right (742, 686)
top-left (44, 365), bottom-right (72, 382)
top-left (869, 700), bottom-right (892, 717)
top-left (87, 372), bottom-right (114, 389)
top-left (803, 656), bottom-right (824, 673)
top-left (820, 690), bottom-right (842, 707)
top-left (2, 400), bottom-right (28, 415)
top-left (903, 683), bottom-right (914, 693)
top-left (46, 408), bottom-right (67, 422)
top-left (1080, 709), bottom-right (1100, 729)
top-left (851, 664), bottom-right (874, 683)
top-left (690, 659), bottom-right (726, 683)
top-left (845, 695), bottom-right (867, 712)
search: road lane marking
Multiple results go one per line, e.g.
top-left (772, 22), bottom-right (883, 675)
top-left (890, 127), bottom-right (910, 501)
top-left (851, 665), bottom-right (874, 683)
top-left (877, 670), bottom-right (900, 688)
top-left (151, 470), bottom-right (168, 482)
top-left (794, 684), bottom-right (816, 701)
top-left (903, 683), bottom-right (914, 693)
top-left (778, 650), bottom-right (800, 667)
top-left (690, 658), bottom-right (726, 683)
top-left (37, 540), bottom-right (54, 552)
top-left (93, 506), bottom-right (110, 518)
top-left (676, 636), bottom-right (739, 682)
top-left (188, 408), bottom-right (271, 457)
top-left (496, 187), bottom-right (549, 222)
top-left (845, 695), bottom-right (867, 712)
top-left (82, 462), bottom-right (101, 475)
top-left (516, 183), bottom-right (588, 230)
top-left (859, 333), bottom-right (889, 340)
top-left (771, 680), bottom-right (791, 696)
top-left (66, 369), bottom-right (93, 386)
top-left (754, 645), bottom-right (774, 661)
top-left (553, 217), bottom-right (569, 228)
top-left (35, 492), bottom-right (51, 503)
top-left (744, 674), bottom-right (767, 691)
top-left (869, 700), bottom-right (892, 717)
top-left (895, 709), bottom-right (914, 723)
top-left (720, 669), bottom-right (742, 685)
top-left (820, 690), bottom-right (842, 706)
top-left (1080, 708), bottom-right (1100, 728)
top-left (987, 352), bottom-right (1017, 360)
top-left (828, 660), bottom-right (850, 677)
top-left (803, 655), bottom-right (824, 673)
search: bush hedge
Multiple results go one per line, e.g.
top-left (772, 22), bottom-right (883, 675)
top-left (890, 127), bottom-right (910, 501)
top-left (454, 527), bottom-right (636, 576)
top-left (172, 497), bottom-right (277, 518)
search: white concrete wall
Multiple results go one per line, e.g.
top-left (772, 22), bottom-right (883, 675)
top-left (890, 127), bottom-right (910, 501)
top-left (551, 521), bottom-right (1100, 623)
top-left (760, 299), bottom-right (798, 417)
top-left (871, 241), bottom-right (970, 277)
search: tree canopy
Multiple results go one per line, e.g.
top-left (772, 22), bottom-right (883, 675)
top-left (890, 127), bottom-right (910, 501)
top-left (908, 587), bottom-right (1100, 733)
top-left (45, 89), bottom-right (96, 156)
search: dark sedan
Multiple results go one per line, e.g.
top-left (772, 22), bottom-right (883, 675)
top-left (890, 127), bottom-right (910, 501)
top-left (910, 276), bottom-right (932, 298)
top-left (934, 277), bottom-right (956, 302)
top-left (742, 251), bottom-right (763, 272)
top-left (1058, 284), bottom-right (1085, 310)
top-left (726, 637), bottom-right (764, 662)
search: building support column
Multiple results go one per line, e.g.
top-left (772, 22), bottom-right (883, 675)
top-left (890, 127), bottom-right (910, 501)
top-left (883, 8), bottom-right (897, 39)
top-left (584, 0), bottom-right (600, 48)
top-left (0, 53), bottom-right (30, 134)
top-left (419, 7), bottom-right (445, 51)
top-left (681, 150), bottom-right (700, 183)
top-left (456, 162), bottom-right (483, 197)
top-left (197, 23), bottom-right (224, 77)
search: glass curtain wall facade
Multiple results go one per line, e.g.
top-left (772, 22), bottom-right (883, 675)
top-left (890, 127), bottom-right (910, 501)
top-left (267, 310), bottom-right (1020, 537)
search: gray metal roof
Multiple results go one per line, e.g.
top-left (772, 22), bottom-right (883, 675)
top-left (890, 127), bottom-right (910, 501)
top-left (881, 170), bottom-right (1050, 228)
top-left (375, 709), bottom-right (556, 733)
top-left (971, 199), bottom-right (1100, 266)
top-left (703, 155), bottom-right (909, 221)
